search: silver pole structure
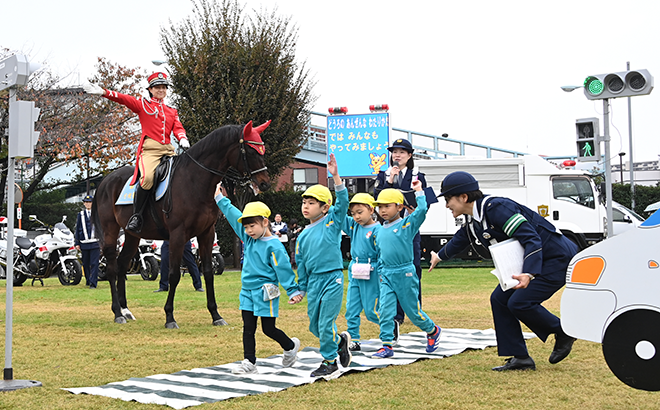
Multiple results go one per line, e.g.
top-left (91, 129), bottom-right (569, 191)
top-left (603, 98), bottom-right (614, 237)
top-left (627, 61), bottom-right (635, 209)
top-left (4, 91), bottom-right (16, 381)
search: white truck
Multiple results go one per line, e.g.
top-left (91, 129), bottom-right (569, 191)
top-left (417, 155), bottom-right (606, 261)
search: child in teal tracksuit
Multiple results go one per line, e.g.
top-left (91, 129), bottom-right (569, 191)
top-left (214, 187), bottom-right (304, 374)
top-left (296, 154), bottom-right (352, 377)
top-left (342, 193), bottom-right (381, 351)
top-left (372, 183), bottom-right (442, 358)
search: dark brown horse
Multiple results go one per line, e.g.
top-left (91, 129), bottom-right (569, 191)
top-left (92, 122), bottom-right (271, 328)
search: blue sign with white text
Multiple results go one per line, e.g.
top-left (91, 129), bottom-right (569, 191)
top-left (327, 112), bottom-right (390, 178)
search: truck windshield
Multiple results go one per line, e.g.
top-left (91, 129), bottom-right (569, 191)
top-left (552, 177), bottom-right (595, 209)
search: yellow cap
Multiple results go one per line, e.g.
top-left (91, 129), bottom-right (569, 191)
top-left (302, 184), bottom-right (333, 205)
top-left (375, 188), bottom-right (404, 205)
top-left (237, 201), bottom-right (271, 223)
top-left (350, 193), bottom-right (375, 208)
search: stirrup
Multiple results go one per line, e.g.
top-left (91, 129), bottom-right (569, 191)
top-left (126, 214), bottom-right (143, 233)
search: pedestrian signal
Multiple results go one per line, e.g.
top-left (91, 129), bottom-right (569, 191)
top-left (576, 117), bottom-right (600, 162)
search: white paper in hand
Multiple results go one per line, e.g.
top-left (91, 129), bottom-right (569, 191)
top-left (489, 238), bottom-right (524, 291)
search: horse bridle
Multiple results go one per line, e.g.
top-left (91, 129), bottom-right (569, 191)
top-left (183, 138), bottom-right (267, 187)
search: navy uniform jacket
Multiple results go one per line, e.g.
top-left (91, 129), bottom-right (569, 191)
top-left (374, 167), bottom-right (427, 212)
top-left (74, 210), bottom-right (100, 250)
top-left (438, 196), bottom-right (576, 279)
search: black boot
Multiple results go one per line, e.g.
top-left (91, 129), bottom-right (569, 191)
top-left (126, 186), bottom-right (150, 233)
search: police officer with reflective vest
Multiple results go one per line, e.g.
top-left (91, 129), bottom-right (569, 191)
top-left (83, 72), bottom-right (190, 233)
top-left (74, 195), bottom-right (100, 288)
top-left (428, 171), bottom-right (578, 371)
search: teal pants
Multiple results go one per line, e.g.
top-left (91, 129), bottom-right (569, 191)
top-left (307, 270), bottom-right (344, 361)
top-left (379, 263), bottom-right (436, 343)
top-left (346, 262), bottom-right (380, 342)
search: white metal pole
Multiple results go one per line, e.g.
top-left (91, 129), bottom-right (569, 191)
top-left (603, 98), bottom-right (614, 237)
top-left (4, 92), bottom-right (16, 381)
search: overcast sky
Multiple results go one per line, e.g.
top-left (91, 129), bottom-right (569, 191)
top-left (3, 0), bottom-right (660, 164)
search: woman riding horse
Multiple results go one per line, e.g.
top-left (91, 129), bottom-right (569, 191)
top-left (84, 72), bottom-right (190, 233)
top-left (92, 121), bottom-right (271, 327)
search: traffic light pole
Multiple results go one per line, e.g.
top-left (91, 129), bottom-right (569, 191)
top-left (603, 98), bottom-right (614, 238)
top-left (0, 91), bottom-right (41, 392)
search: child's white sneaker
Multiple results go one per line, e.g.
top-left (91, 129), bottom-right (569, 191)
top-left (282, 337), bottom-right (300, 367)
top-left (232, 359), bottom-right (257, 374)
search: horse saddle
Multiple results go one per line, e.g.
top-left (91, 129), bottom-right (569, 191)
top-left (115, 157), bottom-right (175, 206)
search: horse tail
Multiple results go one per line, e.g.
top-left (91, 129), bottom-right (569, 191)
top-left (91, 195), bottom-right (105, 248)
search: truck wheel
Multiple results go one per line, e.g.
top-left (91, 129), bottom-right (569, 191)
top-left (602, 309), bottom-right (660, 391)
top-left (140, 256), bottom-right (160, 281)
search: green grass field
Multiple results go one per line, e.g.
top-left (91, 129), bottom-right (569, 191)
top-left (0, 268), bottom-right (658, 409)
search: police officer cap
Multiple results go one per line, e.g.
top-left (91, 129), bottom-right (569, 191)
top-left (387, 138), bottom-right (414, 153)
top-left (82, 194), bottom-right (93, 202)
top-left (439, 171), bottom-right (479, 197)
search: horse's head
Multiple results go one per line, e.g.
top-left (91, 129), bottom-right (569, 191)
top-left (237, 120), bottom-right (271, 194)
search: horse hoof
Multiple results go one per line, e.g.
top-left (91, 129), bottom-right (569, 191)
top-left (121, 308), bottom-right (136, 321)
top-left (213, 318), bottom-right (229, 326)
top-left (115, 317), bottom-right (127, 324)
top-left (165, 322), bottom-right (179, 329)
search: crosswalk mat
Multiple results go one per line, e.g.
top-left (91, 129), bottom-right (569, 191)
top-left (65, 328), bottom-right (534, 409)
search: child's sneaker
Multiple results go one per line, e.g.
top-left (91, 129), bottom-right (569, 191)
top-left (282, 337), bottom-right (300, 367)
top-left (393, 320), bottom-right (400, 345)
top-left (337, 331), bottom-right (352, 367)
top-left (349, 341), bottom-right (361, 351)
top-left (426, 325), bottom-right (442, 353)
top-left (372, 346), bottom-right (394, 358)
top-left (310, 360), bottom-right (338, 377)
top-left (232, 359), bottom-right (257, 374)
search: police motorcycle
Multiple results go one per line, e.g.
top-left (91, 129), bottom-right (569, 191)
top-left (152, 234), bottom-right (225, 276)
top-left (97, 232), bottom-right (159, 281)
top-left (0, 215), bottom-right (83, 286)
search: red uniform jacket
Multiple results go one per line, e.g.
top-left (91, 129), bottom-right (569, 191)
top-left (103, 90), bottom-right (187, 184)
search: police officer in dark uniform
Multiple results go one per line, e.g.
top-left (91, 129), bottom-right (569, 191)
top-left (428, 171), bottom-right (578, 371)
top-left (74, 194), bottom-right (100, 289)
top-left (374, 138), bottom-right (427, 332)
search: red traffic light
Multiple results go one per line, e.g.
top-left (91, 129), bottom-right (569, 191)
top-left (328, 107), bottom-right (348, 115)
top-left (369, 104), bottom-right (389, 112)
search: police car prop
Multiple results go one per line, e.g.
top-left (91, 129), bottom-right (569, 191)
top-left (561, 209), bottom-right (660, 391)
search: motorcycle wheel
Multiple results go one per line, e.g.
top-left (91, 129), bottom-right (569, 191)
top-left (97, 257), bottom-right (107, 281)
top-left (140, 256), bottom-right (159, 281)
top-left (212, 254), bottom-right (225, 276)
top-left (59, 260), bottom-right (83, 286)
top-left (13, 269), bottom-right (27, 286)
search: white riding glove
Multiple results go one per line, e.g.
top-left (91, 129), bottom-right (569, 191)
top-left (179, 138), bottom-right (190, 149)
top-left (83, 83), bottom-right (104, 95)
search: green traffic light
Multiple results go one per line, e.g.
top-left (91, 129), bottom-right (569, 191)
top-left (584, 76), bottom-right (604, 95)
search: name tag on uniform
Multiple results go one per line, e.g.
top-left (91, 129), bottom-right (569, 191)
top-left (262, 283), bottom-right (280, 301)
top-left (351, 262), bottom-right (371, 280)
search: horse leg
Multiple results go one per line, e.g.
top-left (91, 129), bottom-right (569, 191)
top-left (164, 236), bottom-right (185, 329)
top-left (197, 227), bottom-right (226, 326)
top-left (117, 234), bottom-right (140, 321)
top-left (103, 242), bottom-right (126, 323)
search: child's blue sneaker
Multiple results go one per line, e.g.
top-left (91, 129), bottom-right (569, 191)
top-left (426, 325), bottom-right (442, 353)
top-left (372, 346), bottom-right (394, 359)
